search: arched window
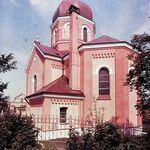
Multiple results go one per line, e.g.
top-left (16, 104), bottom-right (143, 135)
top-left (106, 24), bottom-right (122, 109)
top-left (33, 74), bottom-right (37, 92)
top-left (83, 27), bottom-right (88, 42)
top-left (52, 29), bottom-right (57, 44)
top-left (81, 25), bottom-right (90, 42)
top-left (99, 68), bottom-right (110, 95)
top-left (60, 107), bottom-right (67, 123)
top-left (62, 23), bottom-right (70, 40)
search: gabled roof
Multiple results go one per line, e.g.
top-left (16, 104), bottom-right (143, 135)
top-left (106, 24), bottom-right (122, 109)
top-left (78, 35), bottom-right (134, 51)
top-left (26, 75), bottom-right (84, 99)
top-left (34, 41), bottom-right (69, 58)
top-left (88, 35), bottom-right (120, 44)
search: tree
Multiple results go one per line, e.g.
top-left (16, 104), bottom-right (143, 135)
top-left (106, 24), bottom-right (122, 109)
top-left (0, 52), bottom-right (41, 149)
top-left (0, 53), bottom-right (17, 112)
top-left (127, 33), bottom-right (150, 115)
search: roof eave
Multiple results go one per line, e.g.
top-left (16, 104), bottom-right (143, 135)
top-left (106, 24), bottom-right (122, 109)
top-left (78, 41), bottom-right (140, 53)
top-left (26, 91), bottom-right (85, 99)
top-left (34, 43), bottom-right (63, 61)
top-left (79, 41), bottom-right (133, 48)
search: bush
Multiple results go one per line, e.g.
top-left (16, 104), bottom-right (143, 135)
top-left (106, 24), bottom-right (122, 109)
top-left (67, 122), bottom-right (122, 150)
top-left (67, 122), bottom-right (150, 150)
top-left (0, 112), bottom-right (41, 150)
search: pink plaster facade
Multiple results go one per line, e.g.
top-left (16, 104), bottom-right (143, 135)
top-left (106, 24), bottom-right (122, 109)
top-left (26, 0), bottom-right (141, 127)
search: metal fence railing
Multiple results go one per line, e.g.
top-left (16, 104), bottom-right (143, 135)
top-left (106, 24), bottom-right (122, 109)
top-left (31, 115), bottom-right (148, 141)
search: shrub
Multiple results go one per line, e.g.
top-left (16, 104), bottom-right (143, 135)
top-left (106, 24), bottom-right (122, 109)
top-left (0, 112), bottom-right (41, 150)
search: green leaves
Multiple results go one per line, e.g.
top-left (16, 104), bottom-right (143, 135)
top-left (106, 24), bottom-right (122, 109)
top-left (67, 122), bottom-right (150, 150)
top-left (0, 53), bottom-right (17, 73)
top-left (0, 52), bottom-right (40, 150)
top-left (0, 113), bottom-right (40, 150)
top-left (127, 33), bottom-right (150, 115)
top-left (0, 53), bottom-right (17, 112)
top-left (67, 122), bottom-right (122, 150)
top-left (131, 33), bottom-right (150, 52)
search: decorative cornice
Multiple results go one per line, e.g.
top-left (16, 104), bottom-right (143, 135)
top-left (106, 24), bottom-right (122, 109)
top-left (51, 16), bottom-right (70, 30)
top-left (51, 64), bottom-right (62, 70)
top-left (78, 15), bottom-right (95, 25)
top-left (79, 42), bottom-right (133, 51)
top-left (52, 40), bottom-right (70, 48)
top-left (51, 99), bottom-right (79, 105)
top-left (92, 53), bottom-right (115, 59)
top-left (50, 13), bottom-right (95, 30)
top-left (28, 94), bottom-right (84, 100)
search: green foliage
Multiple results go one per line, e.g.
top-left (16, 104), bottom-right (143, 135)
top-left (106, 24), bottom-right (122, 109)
top-left (67, 122), bottom-right (122, 150)
top-left (94, 123), bottom-right (121, 149)
top-left (0, 112), bottom-right (41, 150)
top-left (67, 127), bottom-right (81, 150)
top-left (0, 53), bottom-right (17, 73)
top-left (0, 52), bottom-right (40, 150)
top-left (0, 53), bottom-right (17, 112)
top-left (67, 122), bottom-right (150, 150)
top-left (121, 130), bottom-right (150, 150)
top-left (127, 33), bottom-right (150, 114)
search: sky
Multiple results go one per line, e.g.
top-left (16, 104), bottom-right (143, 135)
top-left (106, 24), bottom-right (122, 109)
top-left (0, 0), bottom-right (150, 99)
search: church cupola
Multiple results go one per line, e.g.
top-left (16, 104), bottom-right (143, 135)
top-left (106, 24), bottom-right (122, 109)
top-left (52, 0), bottom-right (93, 23)
top-left (51, 0), bottom-right (95, 51)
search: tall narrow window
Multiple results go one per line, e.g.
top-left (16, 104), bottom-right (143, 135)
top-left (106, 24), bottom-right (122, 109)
top-left (52, 29), bottom-right (56, 44)
top-left (60, 107), bottom-right (67, 123)
top-left (99, 68), bottom-right (110, 95)
top-left (62, 23), bottom-right (70, 40)
top-left (83, 27), bottom-right (88, 42)
top-left (33, 74), bottom-right (37, 92)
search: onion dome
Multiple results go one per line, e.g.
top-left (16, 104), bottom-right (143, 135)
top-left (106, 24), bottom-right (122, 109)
top-left (52, 0), bottom-right (93, 23)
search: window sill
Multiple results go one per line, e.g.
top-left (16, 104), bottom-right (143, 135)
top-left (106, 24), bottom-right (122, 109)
top-left (97, 95), bottom-right (111, 100)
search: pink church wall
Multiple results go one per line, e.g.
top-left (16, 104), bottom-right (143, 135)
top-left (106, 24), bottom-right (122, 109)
top-left (69, 10), bottom-right (95, 91)
top-left (77, 16), bottom-right (95, 42)
top-left (26, 48), bottom-right (44, 96)
top-left (69, 10), bottom-right (80, 90)
top-left (79, 47), bottom-right (140, 126)
top-left (35, 97), bottom-right (84, 122)
top-left (44, 59), bottom-right (62, 85)
top-left (51, 15), bottom-right (95, 52)
top-left (26, 97), bottom-right (43, 116)
top-left (128, 60), bottom-right (142, 126)
top-left (92, 50), bottom-right (116, 121)
top-left (41, 97), bottom-right (51, 116)
top-left (80, 51), bottom-right (93, 120)
top-left (56, 42), bottom-right (70, 51)
top-left (51, 17), bottom-right (70, 51)
top-left (64, 59), bottom-right (69, 78)
top-left (115, 47), bottom-right (129, 125)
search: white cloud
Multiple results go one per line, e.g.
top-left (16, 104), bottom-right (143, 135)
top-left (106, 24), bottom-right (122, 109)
top-left (28, 0), bottom-right (60, 17)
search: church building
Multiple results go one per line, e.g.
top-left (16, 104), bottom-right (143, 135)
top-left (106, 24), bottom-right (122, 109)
top-left (25, 0), bottom-right (142, 127)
